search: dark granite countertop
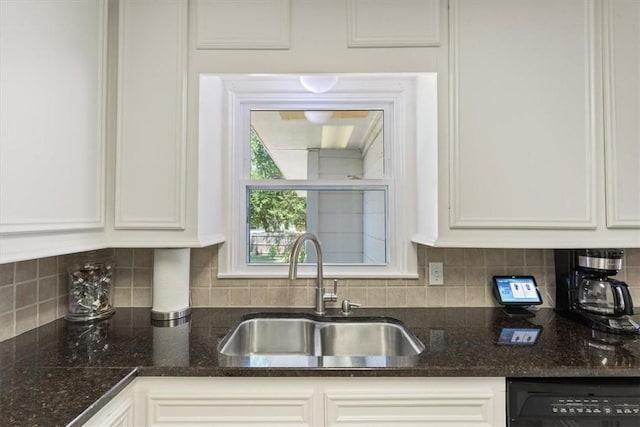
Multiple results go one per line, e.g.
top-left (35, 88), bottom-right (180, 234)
top-left (1, 307), bottom-right (639, 426)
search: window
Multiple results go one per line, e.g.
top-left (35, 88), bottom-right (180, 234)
top-left (207, 74), bottom-right (437, 278)
top-left (248, 109), bottom-right (387, 266)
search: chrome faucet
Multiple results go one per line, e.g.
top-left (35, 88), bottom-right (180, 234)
top-left (288, 232), bottom-right (337, 315)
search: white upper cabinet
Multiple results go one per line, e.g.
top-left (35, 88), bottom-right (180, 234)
top-left (108, 0), bottom-right (224, 248)
top-left (0, 0), bottom-right (109, 263)
top-left (450, 0), bottom-right (599, 230)
top-left (603, 0), bottom-right (640, 228)
top-left (0, 0), bottom-right (225, 262)
top-left (114, 0), bottom-right (188, 230)
top-left (415, 0), bottom-right (640, 248)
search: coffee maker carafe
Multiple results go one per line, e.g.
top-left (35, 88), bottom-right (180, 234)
top-left (555, 249), bottom-right (640, 335)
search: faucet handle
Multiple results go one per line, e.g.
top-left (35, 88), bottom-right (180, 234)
top-left (323, 279), bottom-right (338, 303)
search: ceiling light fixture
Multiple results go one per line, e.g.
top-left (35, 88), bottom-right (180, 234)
top-left (304, 110), bottom-right (333, 124)
top-left (299, 75), bottom-right (339, 93)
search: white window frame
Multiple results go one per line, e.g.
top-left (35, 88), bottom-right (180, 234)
top-left (210, 73), bottom-right (436, 278)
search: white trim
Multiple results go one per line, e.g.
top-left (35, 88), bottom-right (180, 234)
top-left (195, 0), bottom-right (290, 50)
top-left (347, 0), bottom-right (440, 47)
top-left (603, 0), bottom-right (640, 228)
top-left (207, 74), bottom-right (431, 278)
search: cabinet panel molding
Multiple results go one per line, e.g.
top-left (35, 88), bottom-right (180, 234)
top-left (448, 0), bottom-right (600, 229)
top-left (347, 0), bottom-right (440, 47)
top-left (325, 392), bottom-right (495, 426)
top-left (115, 0), bottom-right (188, 229)
top-left (603, 0), bottom-right (640, 228)
top-left (0, 0), bottom-right (107, 234)
top-left (196, 0), bottom-right (290, 49)
top-left (147, 394), bottom-right (314, 425)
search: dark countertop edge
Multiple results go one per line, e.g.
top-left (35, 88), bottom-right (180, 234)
top-left (136, 366), bottom-right (640, 378)
top-left (67, 368), bottom-right (138, 427)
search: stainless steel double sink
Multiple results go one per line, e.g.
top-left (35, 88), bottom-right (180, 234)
top-left (217, 312), bottom-right (425, 368)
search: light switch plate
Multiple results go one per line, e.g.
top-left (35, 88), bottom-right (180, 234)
top-left (428, 262), bottom-right (444, 285)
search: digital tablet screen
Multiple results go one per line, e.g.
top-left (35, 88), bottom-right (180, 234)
top-left (497, 328), bottom-right (541, 345)
top-left (493, 276), bottom-right (542, 305)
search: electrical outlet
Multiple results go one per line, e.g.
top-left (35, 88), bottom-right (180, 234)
top-left (428, 262), bottom-right (444, 285)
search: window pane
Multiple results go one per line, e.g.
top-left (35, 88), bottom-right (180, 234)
top-left (250, 110), bottom-right (384, 180)
top-left (248, 189), bottom-right (387, 265)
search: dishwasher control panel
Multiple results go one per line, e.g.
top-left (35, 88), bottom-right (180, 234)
top-left (508, 377), bottom-right (640, 426)
top-left (550, 398), bottom-right (640, 416)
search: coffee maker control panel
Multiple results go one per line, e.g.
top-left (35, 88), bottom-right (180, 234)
top-left (608, 316), bottom-right (640, 332)
top-left (550, 398), bottom-right (640, 417)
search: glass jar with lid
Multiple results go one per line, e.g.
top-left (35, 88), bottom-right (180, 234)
top-left (65, 252), bottom-right (116, 322)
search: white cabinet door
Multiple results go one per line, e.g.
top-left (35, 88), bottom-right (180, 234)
top-left (449, 0), bottom-right (600, 230)
top-left (84, 382), bottom-right (136, 427)
top-left (135, 377), bottom-right (318, 426)
top-left (130, 377), bottom-right (505, 427)
top-left (325, 378), bottom-right (505, 427)
top-left (114, 0), bottom-right (188, 230)
top-left (603, 0), bottom-right (640, 228)
top-left (0, 0), bottom-right (109, 263)
top-left (415, 0), bottom-right (640, 247)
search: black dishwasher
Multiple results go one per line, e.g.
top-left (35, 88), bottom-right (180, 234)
top-left (507, 377), bottom-right (640, 426)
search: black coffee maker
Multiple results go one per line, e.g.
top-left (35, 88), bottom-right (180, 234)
top-left (555, 249), bottom-right (640, 335)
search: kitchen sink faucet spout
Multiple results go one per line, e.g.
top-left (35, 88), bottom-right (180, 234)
top-left (288, 232), bottom-right (337, 315)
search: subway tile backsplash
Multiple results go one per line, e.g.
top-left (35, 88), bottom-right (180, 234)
top-left (184, 247), bottom-right (556, 310)
top-left (0, 256), bottom-right (66, 341)
top-left (1, 246), bottom-right (639, 342)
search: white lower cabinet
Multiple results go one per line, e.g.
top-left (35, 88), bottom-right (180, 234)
top-left (136, 377), bottom-right (317, 426)
top-left (85, 377), bottom-right (506, 427)
top-left (84, 381), bottom-right (136, 427)
top-left (324, 378), bottom-right (504, 426)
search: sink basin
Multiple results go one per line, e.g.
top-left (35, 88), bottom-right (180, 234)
top-left (217, 313), bottom-right (425, 367)
top-left (218, 316), bottom-right (317, 356)
top-left (319, 322), bottom-right (422, 356)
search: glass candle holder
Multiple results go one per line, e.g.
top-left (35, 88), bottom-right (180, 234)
top-left (65, 254), bottom-right (116, 322)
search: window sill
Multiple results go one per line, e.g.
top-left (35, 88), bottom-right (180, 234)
top-left (216, 264), bottom-right (419, 280)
